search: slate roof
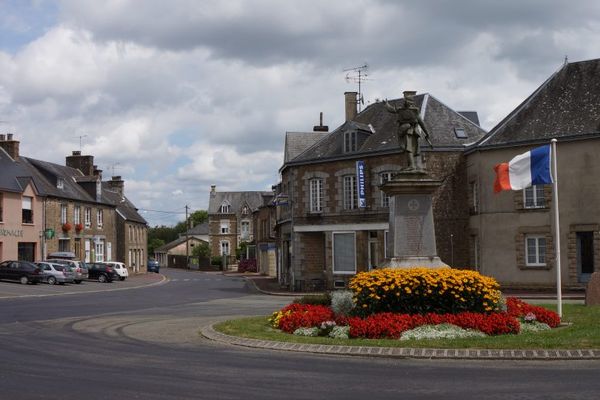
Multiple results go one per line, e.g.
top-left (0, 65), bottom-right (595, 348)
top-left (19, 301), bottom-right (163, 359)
top-left (155, 235), bottom-right (206, 253)
top-left (20, 157), bottom-right (103, 203)
top-left (186, 222), bottom-right (209, 236)
top-left (284, 131), bottom-right (329, 163)
top-left (102, 185), bottom-right (147, 224)
top-left (0, 148), bottom-right (36, 193)
top-left (208, 191), bottom-right (272, 216)
top-left (288, 93), bottom-right (486, 165)
top-left (478, 58), bottom-right (600, 148)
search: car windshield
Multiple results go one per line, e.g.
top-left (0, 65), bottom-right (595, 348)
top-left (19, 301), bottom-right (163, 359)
top-left (53, 265), bottom-right (65, 271)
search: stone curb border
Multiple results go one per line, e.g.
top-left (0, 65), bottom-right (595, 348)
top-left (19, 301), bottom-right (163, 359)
top-left (201, 324), bottom-right (600, 360)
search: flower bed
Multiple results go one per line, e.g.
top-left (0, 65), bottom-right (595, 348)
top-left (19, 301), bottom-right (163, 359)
top-left (269, 268), bottom-right (561, 340)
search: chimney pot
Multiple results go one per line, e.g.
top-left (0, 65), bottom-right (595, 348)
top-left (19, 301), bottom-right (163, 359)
top-left (72, 150), bottom-right (81, 156)
top-left (0, 134), bottom-right (5, 141)
top-left (7, 133), bottom-right (13, 140)
top-left (0, 133), bottom-right (19, 159)
top-left (313, 111), bottom-right (329, 132)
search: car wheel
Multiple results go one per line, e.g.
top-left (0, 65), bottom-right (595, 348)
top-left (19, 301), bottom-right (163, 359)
top-left (120, 277), bottom-right (125, 281)
top-left (98, 274), bottom-right (107, 283)
top-left (74, 280), bottom-right (82, 284)
top-left (20, 276), bottom-right (29, 285)
top-left (47, 276), bottom-right (57, 285)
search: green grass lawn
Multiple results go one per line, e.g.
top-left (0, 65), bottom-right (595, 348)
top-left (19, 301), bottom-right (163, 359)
top-left (214, 304), bottom-right (600, 349)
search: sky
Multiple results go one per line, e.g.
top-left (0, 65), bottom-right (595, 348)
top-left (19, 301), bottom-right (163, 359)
top-left (1, 0), bottom-right (600, 226)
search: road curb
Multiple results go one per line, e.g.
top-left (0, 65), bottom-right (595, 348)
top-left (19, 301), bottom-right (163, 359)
top-left (201, 323), bottom-right (600, 360)
top-left (0, 274), bottom-right (168, 300)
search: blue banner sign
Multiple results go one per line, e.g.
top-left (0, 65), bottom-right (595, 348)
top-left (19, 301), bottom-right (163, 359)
top-left (356, 160), bottom-right (366, 208)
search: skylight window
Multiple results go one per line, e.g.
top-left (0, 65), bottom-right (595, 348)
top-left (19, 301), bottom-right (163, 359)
top-left (454, 128), bottom-right (467, 138)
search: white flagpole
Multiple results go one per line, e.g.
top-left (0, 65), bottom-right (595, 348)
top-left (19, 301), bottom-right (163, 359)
top-left (551, 138), bottom-right (562, 318)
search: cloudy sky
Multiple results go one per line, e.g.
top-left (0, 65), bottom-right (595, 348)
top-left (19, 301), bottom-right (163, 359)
top-left (1, 0), bottom-right (600, 226)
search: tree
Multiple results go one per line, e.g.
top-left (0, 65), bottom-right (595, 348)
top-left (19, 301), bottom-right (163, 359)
top-left (148, 238), bottom-right (166, 256)
top-left (192, 242), bottom-right (210, 258)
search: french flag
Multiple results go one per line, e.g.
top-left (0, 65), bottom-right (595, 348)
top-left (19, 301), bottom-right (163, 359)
top-left (494, 145), bottom-right (553, 193)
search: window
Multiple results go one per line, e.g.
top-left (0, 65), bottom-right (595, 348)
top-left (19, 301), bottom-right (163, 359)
top-left (0, 193), bottom-right (3, 222)
top-left (526, 235), bottom-right (546, 266)
top-left (524, 185), bottom-right (546, 208)
top-left (22, 196), bottom-right (33, 224)
top-left (95, 239), bottom-right (105, 262)
top-left (84, 207), bottom-right (92, 228)
top-left (220, 220), bottom-right (229, 234)
top-left (241, 220), bottom-right (250, 240)
top-left (220, 240), bottom-right (230, 256)
top-left (60, 204), bottom-right (68, 224)
top-left (58, 238), bottom-right (70, 252)
top-left (309, 178), bottom-right (323, 212)
top-left (454, 127), bottom-right (468, 138)
top-left (57, 178), bottom-right (64, 189)
top-left (241, 205), bottom-right (249, 215)
top-left (343, 175), bottom-right (357, 210)
top-left (219, 201), bottom-right (231, 213)
top-left (74, 206), bottom-right (81, 225)
top-left (379, 172), bottom-right (393, 208)
top-left (333, 232), bottom-right (356, 273)
top-left (470, 181), bottom-right (479, 213)
top-left (344, 131), bottom-right (357, 153)
top-left (97, 210), bottom-right (103, 228)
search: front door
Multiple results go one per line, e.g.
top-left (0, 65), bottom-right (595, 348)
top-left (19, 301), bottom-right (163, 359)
top-left (577, 231), bottom-right (594, 283)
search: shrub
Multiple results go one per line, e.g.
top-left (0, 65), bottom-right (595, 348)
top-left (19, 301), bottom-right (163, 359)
top-left (293, 327), bottom-right (319, 337)
top-left (210, 256), bottom-right (223, 266)
top-left (400, 323), bottom-right (487, 341)
top-left (293, 293), bottom-right (332, 306)
top-left (331, 291), bottom-right (355, 317)
top-left (350, 268), bottom-right (502, 316)
top-left (238, 258), bottom-right (257, 273)
top-left (506, 297), bottom-right (560, 328)
top-left (329, 325), bottom-right (350, 339)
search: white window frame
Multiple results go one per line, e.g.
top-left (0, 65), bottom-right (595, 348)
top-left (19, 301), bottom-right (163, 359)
top-left (241, 220), bottom-right (250, 240)
top-left (219, 201), bottom-right (231, 214)
top-left (379, 172), bottom-right (393, 208)
top-left (332, 231), bottom-right (356, 274)
top-left (22, 196), bottom-right (33, 224)
top-left (524, 185), bottom-right (546, 208)
top-left (220, 220), bottom-right (229, 234)
top-left (343, 175), bottom-right (357, 210)
top-left (60, 204), bottom-right (68, 224)
top-left (344, 131), bottom-right (357, 153)
top-left (309, 178), bottom-right (323, 213)
top-left (471, 181), bottom-right (479, 213)
top-left (97, 209), bottom-right (103, 229)
top-left (220, 240), bottom-right (230, 256)
top-left (84, 207), bottom-right (92, 228)
top-left (95, 239), bottom-right (105, 262)
top-left (525, 235), bottom-right (547, 266)
top-left (57, 178), bottom-right (64, 189)
top-left (74, 206), bottom-right (81, 225)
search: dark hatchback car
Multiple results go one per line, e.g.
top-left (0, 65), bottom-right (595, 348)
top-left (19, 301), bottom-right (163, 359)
top-left (87, 263), bottom-right (119, 283)
top-left (147, 260), bottom-right (160, 273)
top-left (0, 260), bottom-right (43, 284)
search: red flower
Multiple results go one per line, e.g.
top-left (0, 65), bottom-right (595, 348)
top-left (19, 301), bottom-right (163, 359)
top-left (62, 222), bottom-right (72, 232)
top-left (75, 223), bottom-right (84, 232)
top-left (506, 297), bottom-right (560, 327)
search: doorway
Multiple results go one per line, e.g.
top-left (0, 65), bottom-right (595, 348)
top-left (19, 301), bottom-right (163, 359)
top-left (576, 231), bottom-right (594, 283)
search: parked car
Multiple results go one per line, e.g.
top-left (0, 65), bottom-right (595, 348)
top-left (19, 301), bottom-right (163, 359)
top-left (0, 260), bottom-right (43, 284)
top-left (35, 262), bottom-right (75, 285)
top-left (87, 263), bottom-right (119, 283)
top-left (147, 259), bottom-right (160, 273)
top-left (46, 258), bottom-right (89, 284)
top-left (102, 262), bottom-right (128, 281)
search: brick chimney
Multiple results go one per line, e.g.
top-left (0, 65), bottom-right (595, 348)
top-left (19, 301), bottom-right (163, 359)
top-left (0, 133), bottom-right (20, 160)
top-left (66, 151), bottom-right (94, 176)
top-left (93, 165), bottom-right (102, 180)
top-left (344, 92), bottom-right (358, 121)
top-left (108, 176), bottom-right (124, 196)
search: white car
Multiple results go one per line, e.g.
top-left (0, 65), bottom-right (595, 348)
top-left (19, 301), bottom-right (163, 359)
top-left (103, 262), bottom-right (128, 281)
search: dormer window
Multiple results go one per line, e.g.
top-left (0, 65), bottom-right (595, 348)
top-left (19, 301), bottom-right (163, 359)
top-left (454, 127), bottom-right (467, 139)
top-left (241, 205), bottom-right (249, 215)
top-left (344, 131), bottom-right (357, 153)
top-left (219, 201), bottom-right (231, 213)
top-left (57, 178), bottom-right (64, 189)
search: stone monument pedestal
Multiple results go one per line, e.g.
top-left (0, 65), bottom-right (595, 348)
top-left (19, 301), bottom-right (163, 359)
top-left (380, 170), bottom-right (448, 269)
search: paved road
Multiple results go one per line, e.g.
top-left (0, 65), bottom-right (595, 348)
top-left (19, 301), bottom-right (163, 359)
top-left (0, 269), bottom-right (598, 400)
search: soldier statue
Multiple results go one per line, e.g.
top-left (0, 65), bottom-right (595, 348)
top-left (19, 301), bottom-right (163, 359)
top-left (384, 91), bottom-right (432, 171)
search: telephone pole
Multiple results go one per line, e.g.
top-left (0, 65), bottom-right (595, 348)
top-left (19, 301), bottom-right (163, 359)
top-left (185, 205), bottom-right (190, 269)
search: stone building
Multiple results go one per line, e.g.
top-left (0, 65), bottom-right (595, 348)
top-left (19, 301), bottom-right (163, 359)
top-left (253, 196), bottom-right (277, 276)
top-left (276, 92), bottom-right (486, 290)
top-left (207, 185), bottom-right (271, 259)
top-left (466, 58), bottom-right (600, 289)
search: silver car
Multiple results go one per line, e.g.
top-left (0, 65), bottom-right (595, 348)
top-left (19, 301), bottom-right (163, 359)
top-left (35, 262), bottom-right (75, 285)
top-left (46, 259), bottom-right (89, 283)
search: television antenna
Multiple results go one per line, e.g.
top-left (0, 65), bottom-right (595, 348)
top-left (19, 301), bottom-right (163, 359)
top-left (73, 134), bottom-right (88, 151)
top-left (344, 63), bottom-right (370, 112)
top-left (107, 162), bottom-right (120, 177)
